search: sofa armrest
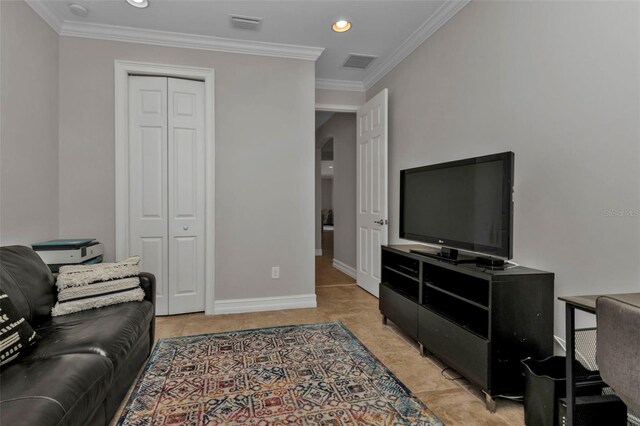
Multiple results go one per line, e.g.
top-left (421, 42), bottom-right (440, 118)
top-left (138, 272), bottom-right (156, 347)
top-left (138, 272), bottom-right (156, 305)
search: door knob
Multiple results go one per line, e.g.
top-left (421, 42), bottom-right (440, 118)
top-left (183, 226), bottom-right (189, 231)
top-left (374, 219), bottom-right (384, 225)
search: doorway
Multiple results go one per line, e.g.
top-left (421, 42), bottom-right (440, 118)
top-left (314, 88), bottom-right (388, 296)
top-left (315, 111), bottom-right (357, 288)
top-left (114, 61), bottom-right (215, 316)
top-left (321, 138), bottom-right (334, 256)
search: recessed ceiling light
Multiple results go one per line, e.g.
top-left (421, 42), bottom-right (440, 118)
top-left (69, 3), bottom-right (89, 17)
top-left (126, 0), bottom-right (149, 9)
top-left (332, 20), bottom-right (351, 33)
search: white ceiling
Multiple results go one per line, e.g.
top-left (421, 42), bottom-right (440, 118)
top-left (26, 0), bottom-right (468, 91)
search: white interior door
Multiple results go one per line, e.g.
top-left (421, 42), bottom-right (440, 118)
top-left (356, 89), bottom-right (388, 297)
top-left (128, 76), bottom-right (206, 315)
top-left (167, 78), bottom-right (206, 315)
top-left (129, 76), bottom-right (170, 315)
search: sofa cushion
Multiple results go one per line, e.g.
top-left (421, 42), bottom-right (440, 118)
top-left (0, 353), bottom-right (113, 426)
top-left (0, 292), bottom-right (39, 366)
top-left (27, 300), bottom-right (153, 371)
top-left (0, 246), bottom-right (56, 325)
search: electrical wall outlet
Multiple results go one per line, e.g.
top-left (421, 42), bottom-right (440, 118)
top-left (271, 266), bottom-right (280, 279)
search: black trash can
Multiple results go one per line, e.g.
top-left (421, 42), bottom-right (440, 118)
top-left (522, 356), bottom-right (567, 426)
top-left (522, 356), bottom-right (604, 426)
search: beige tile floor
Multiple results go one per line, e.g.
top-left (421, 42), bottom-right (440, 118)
top-left (114, 284), bottom-right (525, 425)
top-left (315, 229), bottom-right (356, 287)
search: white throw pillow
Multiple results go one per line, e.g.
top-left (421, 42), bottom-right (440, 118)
top-left (51, 256), bottom-right (145, 317)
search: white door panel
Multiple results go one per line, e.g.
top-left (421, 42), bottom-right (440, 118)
top-left (371, 229), bottom-right (381, 281)
top-left (139, 128), bottom-right (165, 218)
top-left (356, 89), bottom-right (388, 297)
top-left (359, 227), bottom-right (369, 274)
top-left (371, 136), bottom-right (382, 214)
top-left (167, 78), bottom-right (206, 315)
top-left (359, 142), bottom-right (369, 213)
top-left (139, 237), bottom-right (165, 301)
top-left (174, 236), bottom-right (197, 294)
top-left (128, 76), bottom-right (206, 316)
top-left (129, 76), bottom-right (169, 315)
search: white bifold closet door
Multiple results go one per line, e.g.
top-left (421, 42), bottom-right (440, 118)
top-left (128, 76), bottom-right (206, 315)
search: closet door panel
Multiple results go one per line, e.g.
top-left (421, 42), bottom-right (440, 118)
top-left (167, 78), bottom-right (206, 315)
top-left (128, 76), bottom-right (169, 315)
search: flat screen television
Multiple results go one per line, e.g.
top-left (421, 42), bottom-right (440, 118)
top-left (400, 151), bottom-right (514, 260)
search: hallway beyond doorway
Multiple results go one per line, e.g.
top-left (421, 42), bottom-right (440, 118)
top-left (315, 228), bottom-right (356, 287)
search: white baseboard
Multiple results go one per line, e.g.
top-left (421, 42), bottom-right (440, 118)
top-left (214, 293), bottom-right (317, 315)
top-left (315, 249), bottom-right (323, 256)
top-left (332, 259), bottom-right (356, 279)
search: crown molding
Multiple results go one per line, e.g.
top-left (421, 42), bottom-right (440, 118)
top-left (60, 21), bottom-right (324, 60)
top-left (24, 1), bottom-right (323, 61)
top-left (315, 79), bottom-right (365, 92)
top-left (363, 0), bottom-right (470, 91)
top-left (25, 0), bottom-right (467, 83)
top-left (24, 0), bottom-right (63, 33)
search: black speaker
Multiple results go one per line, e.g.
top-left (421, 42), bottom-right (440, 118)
top-left (558, 395), bottom-right (627, 426)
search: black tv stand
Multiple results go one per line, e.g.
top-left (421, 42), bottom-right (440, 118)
top-left (380, 245), bottom-right (554, 410)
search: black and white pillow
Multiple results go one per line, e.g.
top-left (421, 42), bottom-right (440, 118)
top-left (51, 256), bottom-right (144, 317)
top-left (0, 292), bottom-right (39, 366)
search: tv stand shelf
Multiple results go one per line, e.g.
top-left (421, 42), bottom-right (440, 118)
top-left (383, 265), bottom-right (419, 282)
top-left (425, 283), bottom-right (489, 311)
top-left (380, 245), bottom-right (554, 410)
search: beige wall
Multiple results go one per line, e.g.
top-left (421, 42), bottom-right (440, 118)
top-left (316, 113), bottom-right (357, 269)
top-left (0, 1), bottom-right (59, 246)
top-left (321, 179), bottom-right (333, 211)
top-left (316, 89), bottom-right (365, 109)
top-left (368, 1), bottom-right (640, 337)
top-left (58, 37), bottom-right (316, 300)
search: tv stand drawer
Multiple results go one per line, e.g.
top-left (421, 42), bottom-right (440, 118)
top-left (418, 306), bottom-right (488, 389)
top-left (380, 283), bottom-right (418, 340)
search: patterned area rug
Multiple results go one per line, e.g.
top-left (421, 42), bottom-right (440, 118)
top-left (118, 321), bottom-right (442, 425)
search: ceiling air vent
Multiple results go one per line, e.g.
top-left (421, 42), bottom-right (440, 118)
top-left (343, 54), bottom-right (378, 70)
top-left (229, 15), bottom-right (263, 30)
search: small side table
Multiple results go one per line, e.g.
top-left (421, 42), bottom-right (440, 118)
top-left (559, 292), bottom-right (640, 426)
top-left (559, 295), bottom-right (598, 426)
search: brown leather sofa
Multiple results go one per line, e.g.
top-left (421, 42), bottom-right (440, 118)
top-left (0, 246), bottom-right (156, 426)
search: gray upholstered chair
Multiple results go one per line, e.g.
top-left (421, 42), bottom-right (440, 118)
top-left (596, 294), bottom-right (640, 415)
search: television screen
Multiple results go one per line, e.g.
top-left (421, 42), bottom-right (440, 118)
top-left (400, 152), bottom-right (514, 259)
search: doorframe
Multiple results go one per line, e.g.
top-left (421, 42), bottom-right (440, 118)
top-left (315, 104), bottom-right (359, 113)
top-left (114, 60), bottom-right (216, 315)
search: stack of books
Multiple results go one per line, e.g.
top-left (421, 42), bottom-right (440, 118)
top-left (31, 239), bottom-right (104, 272)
